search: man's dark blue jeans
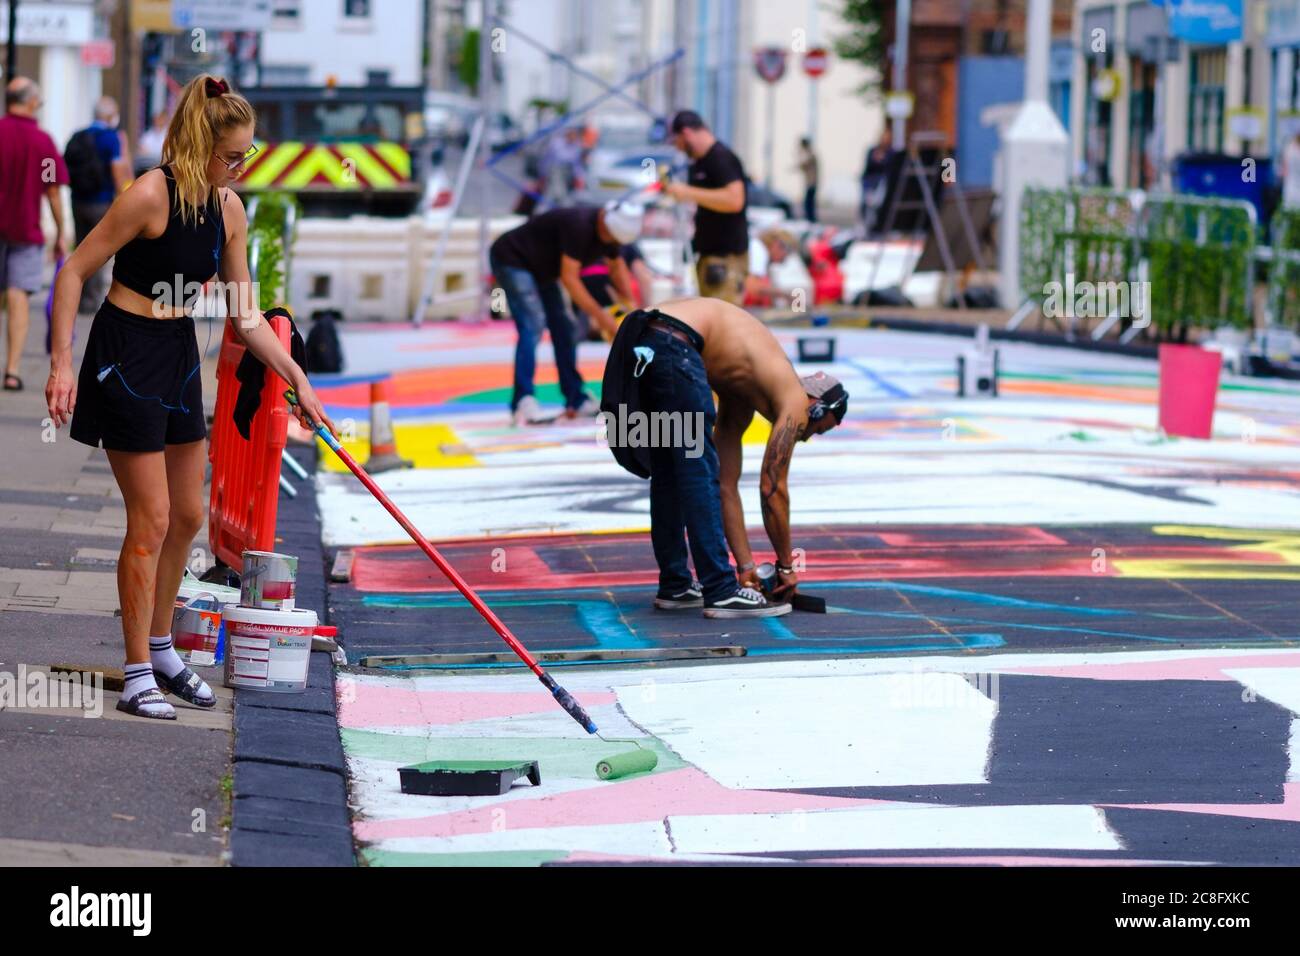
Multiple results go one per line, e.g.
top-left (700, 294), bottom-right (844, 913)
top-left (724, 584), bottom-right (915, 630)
top-left (637, 327), bottom-right (738, 604)
top-left (491, 256), bottom-right (587, 411)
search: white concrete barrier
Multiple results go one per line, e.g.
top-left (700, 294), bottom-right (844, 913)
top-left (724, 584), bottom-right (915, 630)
top-left (286, 214), bottom-right (525, 321)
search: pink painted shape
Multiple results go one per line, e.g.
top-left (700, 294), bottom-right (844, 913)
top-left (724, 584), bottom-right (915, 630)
top-left (1001, 655), bottom-right (1300, 682)
top-left (768, 855), bottom-right (1176, 867)
top-left (354, 767), bottom-right (896, 841)
top-left (338, 684), bottom-right (617, 728)
top-left (1102, 782), bottom-right (1300, 823)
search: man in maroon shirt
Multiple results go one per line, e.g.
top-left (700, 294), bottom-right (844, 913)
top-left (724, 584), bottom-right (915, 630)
top-left (0, 78), bottom-right (69, 391)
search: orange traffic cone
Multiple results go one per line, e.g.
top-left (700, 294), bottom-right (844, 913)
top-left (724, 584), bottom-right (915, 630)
top-left (363, 378), bottom-right (413, 473)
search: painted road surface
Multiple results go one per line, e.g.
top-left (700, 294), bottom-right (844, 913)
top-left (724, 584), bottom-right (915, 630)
top-left (315, 321), bottom-right (1300, 865)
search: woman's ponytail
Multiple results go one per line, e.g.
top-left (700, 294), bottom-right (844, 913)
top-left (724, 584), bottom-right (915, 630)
top-left (160, 73), bottom-right (255, 225)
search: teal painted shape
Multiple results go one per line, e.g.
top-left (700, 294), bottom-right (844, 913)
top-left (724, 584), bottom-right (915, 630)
top-left (361, 592), bottom-right (653, 649)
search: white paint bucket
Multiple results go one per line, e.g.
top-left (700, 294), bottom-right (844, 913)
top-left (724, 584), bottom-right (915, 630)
top-left (172, 591), bottom-right (223, 667)
top-left (240, 550), bottom-right (298, 610)
top-left (222, 605), bottom-right (318, 693)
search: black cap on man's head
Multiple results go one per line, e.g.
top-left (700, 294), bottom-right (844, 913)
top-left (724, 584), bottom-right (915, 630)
top-left (668, 110), bottom-right (707, 135)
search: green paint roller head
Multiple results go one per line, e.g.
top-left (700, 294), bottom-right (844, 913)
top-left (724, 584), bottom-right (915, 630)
top-left (596, 749), bottom-right (658, 780)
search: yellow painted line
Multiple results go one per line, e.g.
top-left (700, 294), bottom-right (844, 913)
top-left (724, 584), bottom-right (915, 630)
top-left (319, 422), bottom-right (480, 472)
top-left (742, 416), bottom-right (771, 446)
top-left (1114, 525), bottom-right (1300, 580)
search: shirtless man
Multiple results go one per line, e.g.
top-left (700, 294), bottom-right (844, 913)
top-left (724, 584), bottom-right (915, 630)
top-left (603, 297), bottom-right (849, 618)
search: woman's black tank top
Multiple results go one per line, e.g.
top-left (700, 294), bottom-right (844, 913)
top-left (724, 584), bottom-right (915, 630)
top-left (112, 165), bottom-right (226, 311)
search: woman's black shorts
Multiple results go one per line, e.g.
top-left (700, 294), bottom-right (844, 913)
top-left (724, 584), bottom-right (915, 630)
top-left (70, 300), bottom-right (208, 453)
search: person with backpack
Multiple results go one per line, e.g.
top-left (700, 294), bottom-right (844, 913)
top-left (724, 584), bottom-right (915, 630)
top-left (66, 98), bottom-right (131, 313)
top-left (0, 78), bottom-right (69, 392)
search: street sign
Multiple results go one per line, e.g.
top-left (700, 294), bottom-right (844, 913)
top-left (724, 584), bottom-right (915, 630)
top-left (1227, 106), bottom-right (1265, 142)
top-left (1167, 0), bottom-right (1243, 43)
top-left (1091, 68), bottom-right (1122, 102)
top-left (171, 0), bottom-right (273, 32)
top-left (80, 40), bottom-right (116, 69)
top-left (802, 47), bottom-right (829, 78)
top-left (0, 3), bottom-right (94, 45)
top-left (884, 91), bottom-right (914, 119)
top-left (754, 47), bottom-right (788, 84)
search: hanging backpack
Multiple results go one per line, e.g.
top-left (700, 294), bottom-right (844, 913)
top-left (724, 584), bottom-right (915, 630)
top-left (306, 309), bottom-right (344, 373)
top-left (64, 129), bottom-right (110, 199)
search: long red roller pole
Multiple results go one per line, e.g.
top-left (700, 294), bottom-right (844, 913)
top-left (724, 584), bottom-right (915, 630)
top-left (284, 388), bottom-right (598, 733)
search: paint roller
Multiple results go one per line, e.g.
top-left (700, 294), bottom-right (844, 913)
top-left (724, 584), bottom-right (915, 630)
top-left (285, 389), bottom-right (655, 781)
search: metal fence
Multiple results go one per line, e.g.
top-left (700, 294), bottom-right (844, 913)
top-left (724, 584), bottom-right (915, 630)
top-left (1013, 188), bottom-right (1259, 343)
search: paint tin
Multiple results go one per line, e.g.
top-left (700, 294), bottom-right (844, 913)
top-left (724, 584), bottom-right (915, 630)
top-left (172, 591), bottom-right (223, 667)
top-left (240, 550), bottom-right (298, 610)
top-left (221, 605), bottom-right (318, 693)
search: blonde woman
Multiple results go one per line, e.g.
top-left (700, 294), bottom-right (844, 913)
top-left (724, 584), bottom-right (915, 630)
top-left (45, 75), bottom-right (336, 719)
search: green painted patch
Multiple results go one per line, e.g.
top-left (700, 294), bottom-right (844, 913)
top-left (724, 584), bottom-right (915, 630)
top-left (362, 847), bottom-right (568, 868)
top-left (340, 729), bottom-right (687, 780)
top-left (452, 382), bottom-right (604, 405)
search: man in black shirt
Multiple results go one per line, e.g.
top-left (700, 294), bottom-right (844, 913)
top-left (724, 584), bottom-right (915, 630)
top-left (489, 200), bottom-right (642, 425)
top-left (665, 110), bottom-right (749, 305)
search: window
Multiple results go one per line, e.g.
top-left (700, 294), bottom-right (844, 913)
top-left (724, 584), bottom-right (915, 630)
top-left (1188, 48), bottom-right (1227, 152)
top-left (344, 0), bottom-right (371, 17)
top-left (1127, 58), bottom-right (1157, 188)
top-left (366, 70), bottom-right (391, 87)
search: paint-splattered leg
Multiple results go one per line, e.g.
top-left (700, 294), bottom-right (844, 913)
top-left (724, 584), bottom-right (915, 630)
top-left (148, 439), bottom-right (208, 638)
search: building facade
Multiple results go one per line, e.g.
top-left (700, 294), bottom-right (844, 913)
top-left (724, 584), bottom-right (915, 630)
top-left (1071, 0), bottom-right (1272, 190)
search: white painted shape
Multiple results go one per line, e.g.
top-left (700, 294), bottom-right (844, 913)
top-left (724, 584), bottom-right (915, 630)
top-left (668, 804), bottom-right (1121, 855)
top-left (616, 673), bottom-right (995, 789)
top-left (1291, 719), bottom-right (1300, 784)
top-left (1222, 668), bottom-right (1300, 717)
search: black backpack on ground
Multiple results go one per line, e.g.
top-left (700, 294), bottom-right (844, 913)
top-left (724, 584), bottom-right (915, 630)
top-left (305, 309), bottom-right (344, 373)
top-left (600, 308), bottom-right (654, 479)
top-left (64, 129), bottom-right (110, 199)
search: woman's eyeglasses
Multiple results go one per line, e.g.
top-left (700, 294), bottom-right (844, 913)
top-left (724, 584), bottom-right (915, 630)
top-left (215, 144), bottom-right (259, 172)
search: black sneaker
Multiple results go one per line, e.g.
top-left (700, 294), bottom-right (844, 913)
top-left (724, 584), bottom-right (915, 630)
top-left (703, 587), bottom-right (792, 619)
top-left (654, 583), bottom-right (703, 610)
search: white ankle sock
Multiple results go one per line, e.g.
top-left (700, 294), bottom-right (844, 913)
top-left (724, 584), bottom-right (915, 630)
top-left (121, 663), bottom-right (174, 717)
top-left (149, 635), bottom-right (186, 679)
top-left (149, 635), bottom-right (214, 704)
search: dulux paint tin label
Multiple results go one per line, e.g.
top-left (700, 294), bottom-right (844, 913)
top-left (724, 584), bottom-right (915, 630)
top-left (240, 550), bottom-right (298, 610)
top-left (221, 605), bottom-right (317, 692)
top-left (172, 592), bottom-right (223, 667)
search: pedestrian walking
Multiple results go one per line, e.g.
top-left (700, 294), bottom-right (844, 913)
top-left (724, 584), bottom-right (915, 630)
top-left (0, 78), bottom-right (69, 392)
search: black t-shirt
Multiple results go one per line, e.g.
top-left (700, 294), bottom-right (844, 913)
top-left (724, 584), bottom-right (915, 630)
top-left (688, 141), bottom-right (748, 256)
top-left (490, 205), bottom-right (619, 282)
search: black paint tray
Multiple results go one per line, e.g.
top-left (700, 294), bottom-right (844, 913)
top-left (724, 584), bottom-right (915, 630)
top-left (399, 760), bottom-right (541, 796)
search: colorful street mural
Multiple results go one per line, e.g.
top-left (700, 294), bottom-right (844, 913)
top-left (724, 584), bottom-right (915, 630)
top-left (316, 322), bottom-right (1300, 866)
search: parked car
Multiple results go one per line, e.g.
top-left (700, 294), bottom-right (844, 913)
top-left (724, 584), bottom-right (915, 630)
top-left (744, 179), bottom-right (795, 219)
top-left (590, 146), bottom-right (680, 197)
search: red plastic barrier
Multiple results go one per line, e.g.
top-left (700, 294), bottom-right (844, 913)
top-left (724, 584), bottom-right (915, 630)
top-left (208, 313), bottom-right (292, 569)
top-left (1157, 343), bottom-right (1222, 440)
